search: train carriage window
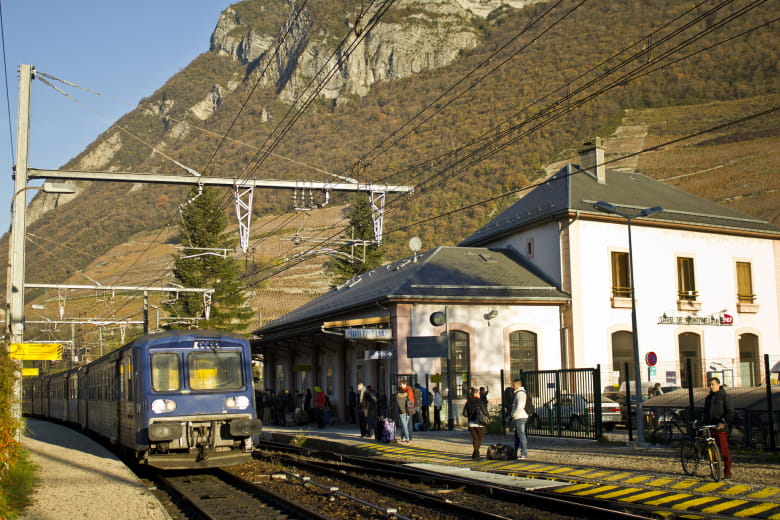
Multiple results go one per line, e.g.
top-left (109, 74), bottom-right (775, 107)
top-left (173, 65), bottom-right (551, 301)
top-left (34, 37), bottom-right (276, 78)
top-left (152, 353), bottom-right (181, 392)
top-left (187, 351), bottom-right (243, 391)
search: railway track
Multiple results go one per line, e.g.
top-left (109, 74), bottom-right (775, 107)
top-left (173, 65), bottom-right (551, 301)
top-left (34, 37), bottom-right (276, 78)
top-left (247, 440), bottom-right (652, 520)
top-left (252, 439), bottom-right (780, 520)
top-left (149, 468), bottom-right (331, 520)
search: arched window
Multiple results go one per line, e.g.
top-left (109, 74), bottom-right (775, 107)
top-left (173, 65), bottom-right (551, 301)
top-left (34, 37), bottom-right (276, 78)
top-left (739, 333), bottom-right (759, 386)
top-left (510, 330), bottom-right (538, 380)
top-left (611, 331), bottom-right (634, 385)
top-left (440, 330), bottom-right (470, 399)
top-left (679, 332), bottom-right (703, 388)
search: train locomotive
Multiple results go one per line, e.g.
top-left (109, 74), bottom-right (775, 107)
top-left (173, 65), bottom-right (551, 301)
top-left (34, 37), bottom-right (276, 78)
top-left (23, 329), bottom-right (262, 469)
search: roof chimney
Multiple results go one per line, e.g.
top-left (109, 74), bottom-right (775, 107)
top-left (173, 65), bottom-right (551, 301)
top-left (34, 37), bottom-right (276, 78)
top-left (578, 137), bottom-right (605, 184)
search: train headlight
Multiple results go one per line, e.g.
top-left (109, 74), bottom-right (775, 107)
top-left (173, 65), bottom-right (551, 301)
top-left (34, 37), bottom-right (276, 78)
top-left (151, 399), bottom-right (177, 414)
top-left (225, 395), bottom-right (250, 410)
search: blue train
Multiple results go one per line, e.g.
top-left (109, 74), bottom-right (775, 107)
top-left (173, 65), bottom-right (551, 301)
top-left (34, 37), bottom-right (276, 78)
top-left (23, 329), bottom-right (262, 469)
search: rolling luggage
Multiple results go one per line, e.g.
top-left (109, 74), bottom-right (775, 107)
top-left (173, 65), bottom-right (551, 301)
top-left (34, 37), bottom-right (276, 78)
top-left (379, 417), bottom-right (396, 443)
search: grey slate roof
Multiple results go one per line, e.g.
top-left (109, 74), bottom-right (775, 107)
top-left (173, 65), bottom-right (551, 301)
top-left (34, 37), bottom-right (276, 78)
top-left (461, 165), bottom-right (780, 246)
top-left (254, 246), bottom-right (569, 337)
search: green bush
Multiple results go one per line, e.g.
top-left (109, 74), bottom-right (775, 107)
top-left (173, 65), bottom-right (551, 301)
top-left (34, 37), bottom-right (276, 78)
top-left (0, 448), bottom-right (35, 519)
top-left (0, 351), bottom-right (34, 519)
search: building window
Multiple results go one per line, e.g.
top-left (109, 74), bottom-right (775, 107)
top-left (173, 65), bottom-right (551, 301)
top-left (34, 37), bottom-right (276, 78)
top-left (611, 251), bottom-right (631, 298)
top-left (510, 331), bottom-right (538, 380)
top-left (736, 262), bottom-right (755, 304)
top-left (677, 257), bottom-right (698, 301)
top-left (441, 330), bottom-right (470, 400)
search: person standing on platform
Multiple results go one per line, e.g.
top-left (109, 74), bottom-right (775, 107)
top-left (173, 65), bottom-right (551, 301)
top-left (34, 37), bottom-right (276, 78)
top-left (510, 378), bottom-right (529, 459)
top-left (347, 385), bottom-right (357, 424)
top-left (432, 387), bottom-right (442, 430)
top-left (356, 382), bottom-right (377, 438)
top-left (418, 383), bottom-right (430, 430)
top-left (396, 380), bottom-right (415, 443)
top-left (462, 387), bottom-right (489, 460)
top-left (314, 386), bottom-right (327, 428)
top-left (704, 377), bottom-right (735, 479)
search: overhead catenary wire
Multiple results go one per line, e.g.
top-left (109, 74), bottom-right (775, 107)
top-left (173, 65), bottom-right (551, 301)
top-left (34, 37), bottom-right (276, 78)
top-left (381, 105), bottom-right (780, 237)
top-left (376, 0), bottom-right (729, 185)
top-left (380, 0), bottom-right (772, 214)
top-left (361, 0), bottom-right (584, 167)
top-left (0, 0), bottom-right (14, 165)
top-left (197, 0), bottom-right (310, 177)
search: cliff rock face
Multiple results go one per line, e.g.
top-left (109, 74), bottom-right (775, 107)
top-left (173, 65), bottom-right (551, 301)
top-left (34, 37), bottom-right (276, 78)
top-left (209, 0), bottom-right (545, 102)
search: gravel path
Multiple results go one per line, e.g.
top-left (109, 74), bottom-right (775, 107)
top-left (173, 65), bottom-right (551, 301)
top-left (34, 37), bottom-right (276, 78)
top-left (19, 419), bottom-right (171, 520)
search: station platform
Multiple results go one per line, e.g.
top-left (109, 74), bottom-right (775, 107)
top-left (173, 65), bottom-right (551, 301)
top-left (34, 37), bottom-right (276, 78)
top-left (262, 423), bottom-right (780, 519)
top-left (19, 418), bottom-right (170, 520)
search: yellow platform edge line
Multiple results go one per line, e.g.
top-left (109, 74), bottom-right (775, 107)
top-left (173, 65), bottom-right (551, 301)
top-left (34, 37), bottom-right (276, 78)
top-left (645, 493), bottom-right (694, 506)
top-left (702, 499), bottom-right (748, 514)
top-left (618, 490), bottom-right (667, 503)
top-left (670, 496), bottom-right (721, 510)
top-left (732, 502), bottom-right (780, 518)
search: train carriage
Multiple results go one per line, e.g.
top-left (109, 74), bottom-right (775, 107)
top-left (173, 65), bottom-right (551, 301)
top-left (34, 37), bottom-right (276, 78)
top-left (66, 368), bottom-right (80, 425)
top-left (124, 330), bottom-right (262, 468)
top-left (47, 370), bottom-right (68, 422)
top-left (23, 329), bottom-right (262, 470)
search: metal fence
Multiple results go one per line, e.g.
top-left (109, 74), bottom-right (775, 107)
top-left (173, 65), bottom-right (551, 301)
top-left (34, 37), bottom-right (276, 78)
top-left (630, 355), bottom-right (778, 451)
top-left (516, 367), bottom-right (602, 440)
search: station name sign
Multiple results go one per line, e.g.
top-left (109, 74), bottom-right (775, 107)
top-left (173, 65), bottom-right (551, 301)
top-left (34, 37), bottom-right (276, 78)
top-left (364, 350), bottom-right (394, 360)
top-left (657, 314), bottom-right (733, 326)
top-left (345, 328), bottom-right (392, 340)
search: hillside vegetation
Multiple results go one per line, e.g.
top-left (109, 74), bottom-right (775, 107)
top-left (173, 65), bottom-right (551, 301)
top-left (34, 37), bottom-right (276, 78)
top-left (1, 0), bottom-right (778, 345)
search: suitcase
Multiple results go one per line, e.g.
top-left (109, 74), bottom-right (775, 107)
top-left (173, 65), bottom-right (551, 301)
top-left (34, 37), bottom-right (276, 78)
top-left (379, 417), bottom-right (396, 443)
top-left (486, 443), bottom-right (516, 460)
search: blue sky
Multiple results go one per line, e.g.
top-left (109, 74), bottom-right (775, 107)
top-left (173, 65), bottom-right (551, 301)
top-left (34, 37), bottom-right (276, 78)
top-left (0, 1), bottom-right (230, 234)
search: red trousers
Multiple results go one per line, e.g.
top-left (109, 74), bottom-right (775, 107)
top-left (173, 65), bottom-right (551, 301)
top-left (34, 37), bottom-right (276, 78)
top-left (712, 431), bottom-right (732, 477)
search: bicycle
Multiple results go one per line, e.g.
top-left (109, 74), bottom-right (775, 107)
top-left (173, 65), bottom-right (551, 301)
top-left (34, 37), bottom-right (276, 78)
top-left (680, 422), bottom-right (723, 481)
top-left (654, 408), bottom-right (688, 444)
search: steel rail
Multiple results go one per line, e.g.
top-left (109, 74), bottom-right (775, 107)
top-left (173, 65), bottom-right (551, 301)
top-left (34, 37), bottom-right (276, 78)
top-left (151, 469), bottom-right (331, 520)
top-left (254, 443), bottom-right (651, 520)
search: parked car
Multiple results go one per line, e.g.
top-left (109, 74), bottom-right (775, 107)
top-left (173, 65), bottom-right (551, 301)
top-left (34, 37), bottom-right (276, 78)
top-left (530, 393), bottom-right (622, 431)
top-left (603, 391), bottom-right (655, 428)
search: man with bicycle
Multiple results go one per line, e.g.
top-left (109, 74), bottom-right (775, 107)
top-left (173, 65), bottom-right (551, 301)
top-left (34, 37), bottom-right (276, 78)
top-left (704, 377), bottom-right (735, 479)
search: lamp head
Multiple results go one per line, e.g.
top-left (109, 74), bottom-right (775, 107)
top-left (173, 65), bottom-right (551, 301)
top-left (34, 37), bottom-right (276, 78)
top-left (484, 310), bottom-right (498, 320)
top-left (639, 206), bottom-right (663, 217)
top-left (593, 201), bottom-right (617, 214)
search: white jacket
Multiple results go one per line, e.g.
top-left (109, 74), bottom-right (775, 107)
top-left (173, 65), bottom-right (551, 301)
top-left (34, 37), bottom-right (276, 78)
top-left (510, 387), bottom-right (528, 420)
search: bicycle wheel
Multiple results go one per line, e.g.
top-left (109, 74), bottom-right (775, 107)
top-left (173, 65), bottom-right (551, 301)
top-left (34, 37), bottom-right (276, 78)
top-left (706, 441), bottom-right (723, 481)
top-left (680, 440), bottom-right (700, 476)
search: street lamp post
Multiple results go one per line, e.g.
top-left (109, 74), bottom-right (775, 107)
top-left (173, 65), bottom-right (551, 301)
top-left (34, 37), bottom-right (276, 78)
top-left (594, 201), bottom-right (663, 444)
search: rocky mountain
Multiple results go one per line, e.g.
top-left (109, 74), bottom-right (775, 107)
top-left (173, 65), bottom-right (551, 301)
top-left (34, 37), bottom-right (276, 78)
top-left (3, 0), bottom-right (778, 343)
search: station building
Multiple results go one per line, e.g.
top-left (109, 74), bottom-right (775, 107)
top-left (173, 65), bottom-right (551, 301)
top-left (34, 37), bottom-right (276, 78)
top-left (253, 140), bottom-right (780, 422)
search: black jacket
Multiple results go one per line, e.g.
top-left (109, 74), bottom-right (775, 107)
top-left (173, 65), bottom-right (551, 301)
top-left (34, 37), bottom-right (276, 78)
top-left (462, 396), bottom-right (488, 425)
top-left (704, 388), bottom-right (735, 426)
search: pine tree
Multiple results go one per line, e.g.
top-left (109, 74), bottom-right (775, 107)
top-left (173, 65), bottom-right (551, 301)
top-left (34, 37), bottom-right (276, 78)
top-left (325, 194), bottom-right (384, 286)
top-left (169, 186), bottom-right (253, 332)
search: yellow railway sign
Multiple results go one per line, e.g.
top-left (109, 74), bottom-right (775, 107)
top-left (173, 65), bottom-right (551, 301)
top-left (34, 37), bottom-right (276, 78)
top-left (9, 343), bottom-right (62, 361)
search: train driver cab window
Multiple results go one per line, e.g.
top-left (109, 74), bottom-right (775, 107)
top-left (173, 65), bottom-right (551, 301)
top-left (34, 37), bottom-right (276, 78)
top-left (151, 353), bottom-right (181, 392)
top-left (187, 351), bottom-right (243, 391)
